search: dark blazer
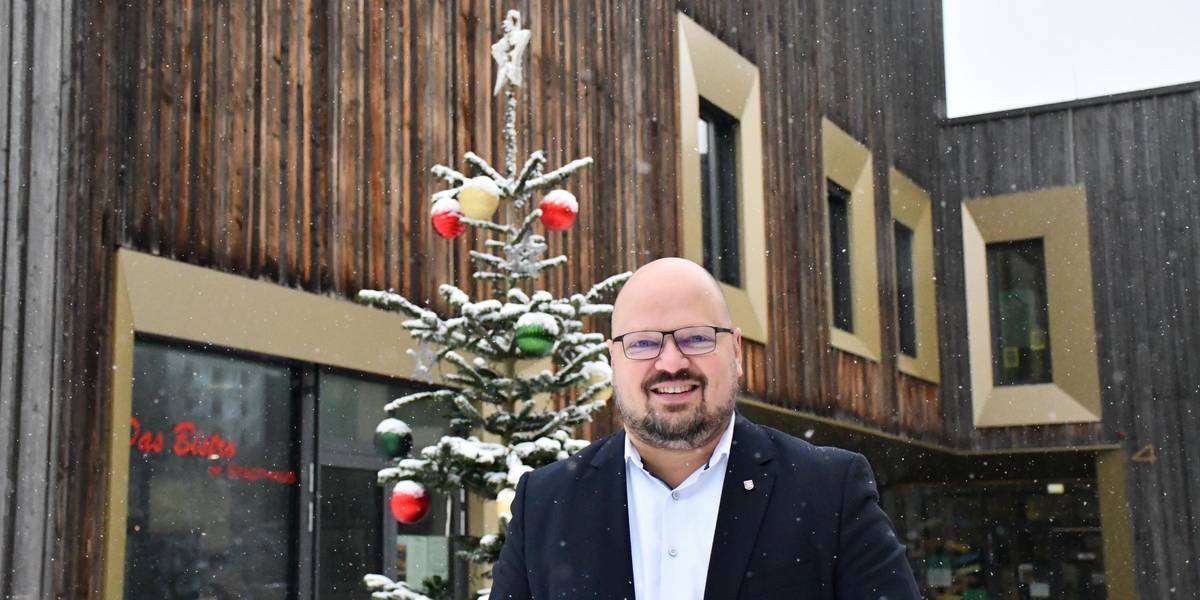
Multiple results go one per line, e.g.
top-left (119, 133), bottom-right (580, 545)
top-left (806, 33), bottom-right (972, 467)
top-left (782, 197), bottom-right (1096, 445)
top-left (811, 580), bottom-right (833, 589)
top-left (490, 415), bottom-right (920, 600)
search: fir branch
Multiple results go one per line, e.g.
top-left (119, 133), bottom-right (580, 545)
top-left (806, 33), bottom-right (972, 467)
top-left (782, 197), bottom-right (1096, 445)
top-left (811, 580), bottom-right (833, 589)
top-left (431, 164), bottom-right (468, 186)
top-left (510, 209), bottom-right (542, 245)
top-left (469, 250), bottom-right (508, 270)
top-left (464, 152), bottom-right (508, 186)
top-left (461, 217), bottom-right (511, 235)
top-left (510, 150), bottom-right (546, 195)
top-left (524, 156), bottom-right (594, 190)
top-left (585, 271), bottom-right (633, 303)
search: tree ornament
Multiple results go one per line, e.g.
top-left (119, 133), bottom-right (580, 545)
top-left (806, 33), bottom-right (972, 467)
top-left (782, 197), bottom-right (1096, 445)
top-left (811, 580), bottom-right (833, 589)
top-left (431, 197), bottom-right (466, 239)
top-left (580, 361), bottom-right (613, 402)
top-left (491, 11), bottom-right (532, 95)
top-left (390, 480), bottom-right (431, 524)
top-left (407, 342), bottom-right (438, 383)
top-left (458, 176), bottom-right (502, 220)
top-left (374, 418), bottom-right (413, 458)
top-left (514, 312), bottom-right (560, 357)
top-left (539, 189), bottom-right (578, 231)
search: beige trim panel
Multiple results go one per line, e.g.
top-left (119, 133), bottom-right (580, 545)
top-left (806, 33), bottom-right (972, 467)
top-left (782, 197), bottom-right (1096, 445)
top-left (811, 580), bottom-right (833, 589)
top-left (889, 169), bottom-right (940, 383)
top-left (103, 249), bottom-right (428, 599)
top-left (677, 12), bottom-right (769, 342)
top-left (962, 186), bottom-right (1102, 427)
top-left (822, 118), bottom-right (880, 361)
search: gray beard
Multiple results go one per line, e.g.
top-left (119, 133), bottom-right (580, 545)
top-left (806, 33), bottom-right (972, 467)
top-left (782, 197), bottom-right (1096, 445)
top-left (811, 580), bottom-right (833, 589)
top-left (617, 388), bottom-right (735, 450)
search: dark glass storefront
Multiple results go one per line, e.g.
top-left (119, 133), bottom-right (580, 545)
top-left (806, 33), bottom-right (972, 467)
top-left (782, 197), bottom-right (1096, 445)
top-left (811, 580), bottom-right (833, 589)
top-left (890, 479), bottom-right (1106, 600)
top-left (124, 339), bottom-right (456, 599)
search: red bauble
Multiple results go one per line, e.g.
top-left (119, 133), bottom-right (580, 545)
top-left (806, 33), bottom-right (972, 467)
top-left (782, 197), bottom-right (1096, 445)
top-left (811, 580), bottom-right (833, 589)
top-left (390, 480), bottom-right (431, 524)
top-left (431, 198), bottom-right (467, 239)
top-left (539, 189), bottom-right (578, 231)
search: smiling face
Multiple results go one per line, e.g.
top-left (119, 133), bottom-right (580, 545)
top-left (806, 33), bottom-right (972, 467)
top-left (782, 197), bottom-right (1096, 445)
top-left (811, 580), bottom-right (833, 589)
top-left (607, 258), bottom-right (743, 450)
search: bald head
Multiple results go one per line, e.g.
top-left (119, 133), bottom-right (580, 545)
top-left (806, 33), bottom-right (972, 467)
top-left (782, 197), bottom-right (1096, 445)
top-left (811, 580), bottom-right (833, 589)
top-left (612, 257), bottom-right (733, 335)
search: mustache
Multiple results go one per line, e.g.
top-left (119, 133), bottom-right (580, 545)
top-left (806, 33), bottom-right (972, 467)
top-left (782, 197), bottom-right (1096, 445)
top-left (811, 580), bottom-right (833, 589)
top-left (641, 369), bottom-right (707, 393)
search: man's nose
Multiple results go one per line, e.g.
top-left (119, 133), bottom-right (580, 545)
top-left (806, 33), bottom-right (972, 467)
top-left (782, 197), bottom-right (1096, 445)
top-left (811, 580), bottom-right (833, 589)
top-left (654, 335), bottom-right (691, 371)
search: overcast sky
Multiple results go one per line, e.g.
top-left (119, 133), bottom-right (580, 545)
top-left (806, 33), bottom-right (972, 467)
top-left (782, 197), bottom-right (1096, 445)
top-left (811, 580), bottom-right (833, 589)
top-left (942, 0), bottom-right (1200, 118)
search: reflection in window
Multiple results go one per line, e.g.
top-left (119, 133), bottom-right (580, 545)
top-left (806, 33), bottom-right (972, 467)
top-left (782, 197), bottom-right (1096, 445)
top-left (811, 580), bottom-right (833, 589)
top-left (828, 179), bottom-right (854, 332)
top-left (319, 467), bottom-right (383, 599)
top-left (987, 239), bottom-right (1053, 386)
top-left (894, 221), bottom-right (917, 357)
top-left (125, 340), bottom-right (298, 599)
top-left (698, 97), bottom-right (741, 287)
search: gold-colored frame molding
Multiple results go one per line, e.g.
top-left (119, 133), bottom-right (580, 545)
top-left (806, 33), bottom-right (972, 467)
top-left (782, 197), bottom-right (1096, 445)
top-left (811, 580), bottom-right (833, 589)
top-left (103, 249), bottom-right (428, 599)
top-left (962, 186), bottom-right (1102, 427)
top-left (889, 168), bottom-right (940, 383)
top-left (677, 12), bottom-right (769, 342)
top-left (822, 118), bottom-right (881, 361)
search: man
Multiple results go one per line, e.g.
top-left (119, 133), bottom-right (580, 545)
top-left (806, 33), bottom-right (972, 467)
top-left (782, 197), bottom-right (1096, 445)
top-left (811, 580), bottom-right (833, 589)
top-left (490, 258), bottom-right (919, 599)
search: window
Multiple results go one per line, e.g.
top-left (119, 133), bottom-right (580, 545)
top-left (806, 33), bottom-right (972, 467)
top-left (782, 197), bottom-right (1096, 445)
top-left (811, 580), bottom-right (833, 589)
top-left (677, 12), bottom-right (769, 342)
top-left (822, 118), bottom-right (880, 361)
top-left (124, 341), bottom-right (300, 599)
top-left (894, 221), bottom-right (917, 357)
top-left (107, 250), bottom-right (464, 599)
top-left (889, 168), bottom-right (940, 383)
top-left (122, 341), bottom-right (455, 600)
top-left (986, 239), bottom-right (1052, 386)
top-left (698, 98), bottom-right (741, 287)
top-left (828, 179), bottom-right (854, 332)
top-left (962, 186), bottom-right (1101, 427)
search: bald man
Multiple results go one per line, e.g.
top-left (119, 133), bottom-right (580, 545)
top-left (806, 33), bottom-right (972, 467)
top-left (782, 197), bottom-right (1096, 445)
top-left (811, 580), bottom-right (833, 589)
top-left (490, 258), bottom-right (919, 600)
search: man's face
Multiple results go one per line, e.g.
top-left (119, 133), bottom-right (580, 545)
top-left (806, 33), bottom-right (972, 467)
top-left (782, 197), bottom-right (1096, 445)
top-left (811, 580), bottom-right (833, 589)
top-left (607, 260), bottom-right (743, 450)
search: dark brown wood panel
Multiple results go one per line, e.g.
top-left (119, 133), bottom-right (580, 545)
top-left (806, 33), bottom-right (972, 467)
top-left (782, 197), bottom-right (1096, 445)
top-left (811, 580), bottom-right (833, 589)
top-left (939, 89), bottom-right (1200, 597)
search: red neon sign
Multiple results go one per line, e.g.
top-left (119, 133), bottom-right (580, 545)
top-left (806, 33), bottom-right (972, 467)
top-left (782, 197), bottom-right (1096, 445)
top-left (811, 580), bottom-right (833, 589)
top-left (130, 417), bottom-right (296, 486)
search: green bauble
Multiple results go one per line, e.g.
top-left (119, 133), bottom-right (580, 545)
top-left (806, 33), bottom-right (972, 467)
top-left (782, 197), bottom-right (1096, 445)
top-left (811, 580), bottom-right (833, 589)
top-left (374, 418), bottom-right (413, 458)
top-left (515, 325), bottom-right (555, 357)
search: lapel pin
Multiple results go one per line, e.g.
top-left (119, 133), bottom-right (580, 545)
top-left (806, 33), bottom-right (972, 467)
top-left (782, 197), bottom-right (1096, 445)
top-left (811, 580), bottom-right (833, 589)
top-left (743, 480), bottom-right (754, 491)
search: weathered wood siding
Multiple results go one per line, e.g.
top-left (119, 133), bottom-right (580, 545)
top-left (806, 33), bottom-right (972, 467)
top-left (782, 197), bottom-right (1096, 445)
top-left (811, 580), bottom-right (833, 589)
top-left (938, 90), bottom-right (1200, 598)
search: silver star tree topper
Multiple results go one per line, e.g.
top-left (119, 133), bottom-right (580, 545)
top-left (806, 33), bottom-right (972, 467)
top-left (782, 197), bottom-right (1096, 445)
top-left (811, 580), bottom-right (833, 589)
top-left (491, 10), bottom-right (532, 96)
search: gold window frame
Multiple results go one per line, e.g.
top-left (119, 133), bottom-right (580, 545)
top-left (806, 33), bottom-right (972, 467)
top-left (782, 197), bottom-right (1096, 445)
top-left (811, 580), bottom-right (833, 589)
top-left (822, 118), bottom-right (881, 361)
top-left (889, 168), bottom-right (940, 383)
top-left (677, 12), bottom-right (769, 342)
top-left (962, 186), bottom-right (1102, 427)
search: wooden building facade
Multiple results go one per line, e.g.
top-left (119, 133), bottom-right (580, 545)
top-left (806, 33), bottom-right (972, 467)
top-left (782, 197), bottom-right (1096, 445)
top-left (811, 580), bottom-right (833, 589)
top-left (1, 0), bottom-right (1196, 598)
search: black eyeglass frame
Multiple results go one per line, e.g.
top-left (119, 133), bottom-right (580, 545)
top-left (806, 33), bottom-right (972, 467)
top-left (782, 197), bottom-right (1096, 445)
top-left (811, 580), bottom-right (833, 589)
top-left (610, 326), bottom-right (736, 360)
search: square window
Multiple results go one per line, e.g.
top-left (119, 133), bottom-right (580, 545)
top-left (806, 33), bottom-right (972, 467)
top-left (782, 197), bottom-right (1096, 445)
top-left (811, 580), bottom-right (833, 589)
top-left (986, 238), bottom-right (1053, 386)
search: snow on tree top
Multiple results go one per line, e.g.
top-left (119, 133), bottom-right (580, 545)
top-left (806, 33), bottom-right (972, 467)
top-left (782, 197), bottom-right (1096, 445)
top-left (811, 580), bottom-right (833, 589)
top-left (393, 480), bottom-right (426, 497)
top-left (516, 312), bottom-right (560, 335)
top-left (376, 418), bottom-right (411, 436)
top-left (463, 299), bottom-right (502, 318)
top-left (439, 284), bottom-right (471, 306)
top-left (581, 361), bottom-right (613, 380)
top-left (531, 290), bottom-right (554, 303)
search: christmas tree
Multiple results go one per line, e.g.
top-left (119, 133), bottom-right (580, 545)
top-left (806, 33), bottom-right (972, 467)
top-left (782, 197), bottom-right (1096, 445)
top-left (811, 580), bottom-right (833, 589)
top-left (359, 11), bottom-right (629, 600)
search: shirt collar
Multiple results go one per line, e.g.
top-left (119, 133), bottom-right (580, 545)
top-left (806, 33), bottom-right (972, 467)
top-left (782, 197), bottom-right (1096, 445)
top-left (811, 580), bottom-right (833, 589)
top-left (623, 413), bottom-right (736, 471)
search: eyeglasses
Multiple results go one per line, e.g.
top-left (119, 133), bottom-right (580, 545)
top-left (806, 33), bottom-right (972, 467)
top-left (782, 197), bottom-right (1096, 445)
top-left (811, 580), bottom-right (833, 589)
top-left (611, 326), bottom-right (735, 360)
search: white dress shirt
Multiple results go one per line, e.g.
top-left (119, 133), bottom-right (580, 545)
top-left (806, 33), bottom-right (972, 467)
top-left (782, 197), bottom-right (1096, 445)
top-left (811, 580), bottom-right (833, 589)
top-left (624, 417), bottom-right (735, 600)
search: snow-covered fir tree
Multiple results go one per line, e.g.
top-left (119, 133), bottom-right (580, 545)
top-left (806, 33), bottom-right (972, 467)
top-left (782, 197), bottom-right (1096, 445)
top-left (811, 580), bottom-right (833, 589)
top-left (359, 11), bottom-right (629, 600)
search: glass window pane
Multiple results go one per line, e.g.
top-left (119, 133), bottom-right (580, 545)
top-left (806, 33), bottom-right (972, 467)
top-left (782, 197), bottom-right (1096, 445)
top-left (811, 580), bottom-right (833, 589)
top-left (125, 340), bottom-right (298, 600)
top-left (318, 370), bottom-right (447, 456)
top-left (699, 97), bottom-right (741, 288)
top-left (828, 179), bottom-right (854, 332)
top-left (895, 221), bottom-right (917, 357)
top-left (986, 238), bottom-right (1053, 386)
top-left (318, 467), bottom-right (383, 600)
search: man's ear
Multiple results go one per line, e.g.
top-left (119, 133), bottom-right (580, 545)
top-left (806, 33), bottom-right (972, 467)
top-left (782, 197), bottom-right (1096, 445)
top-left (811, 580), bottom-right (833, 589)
top-left (733, 327), bottom-right (744, 377)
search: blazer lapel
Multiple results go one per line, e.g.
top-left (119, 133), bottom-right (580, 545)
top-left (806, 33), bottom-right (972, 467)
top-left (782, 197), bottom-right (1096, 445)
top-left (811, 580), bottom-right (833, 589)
top-left (703, 416), bottom-right (777, 600)
top-left (578, 432), bottom-right (636, 598)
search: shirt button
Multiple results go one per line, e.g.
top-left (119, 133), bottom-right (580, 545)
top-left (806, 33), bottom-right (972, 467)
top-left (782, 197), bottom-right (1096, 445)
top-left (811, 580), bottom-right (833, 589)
top-left (670, 491), bottom-right (680, 500)
top-left (668, 547), bottom-right (678, 557)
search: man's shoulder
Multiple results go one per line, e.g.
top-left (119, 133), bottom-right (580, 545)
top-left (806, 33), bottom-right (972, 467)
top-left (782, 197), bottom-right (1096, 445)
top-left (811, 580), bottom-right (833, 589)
top-left (742, 417), bottom-right (865, 479)
top-left (521, 430), bottom-right (621, 488)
